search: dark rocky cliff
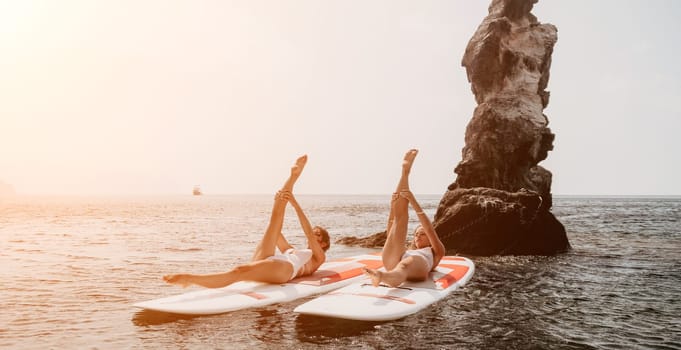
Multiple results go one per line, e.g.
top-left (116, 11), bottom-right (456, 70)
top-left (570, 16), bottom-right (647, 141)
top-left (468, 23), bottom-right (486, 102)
top-left (338, 0), bottom-right (570, 256)
top-left (434, 0), bottom-right (570, 255)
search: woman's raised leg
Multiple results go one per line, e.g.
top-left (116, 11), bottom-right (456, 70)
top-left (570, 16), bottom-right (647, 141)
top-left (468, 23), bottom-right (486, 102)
top-left (379, 149), bottom-right (418, 270)
top-left (251, 155), bottom-right (307, 261)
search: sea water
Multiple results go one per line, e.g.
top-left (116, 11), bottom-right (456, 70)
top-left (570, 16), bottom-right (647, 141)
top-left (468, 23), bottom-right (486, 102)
top-left (1, 195), bottom-right (680, 349)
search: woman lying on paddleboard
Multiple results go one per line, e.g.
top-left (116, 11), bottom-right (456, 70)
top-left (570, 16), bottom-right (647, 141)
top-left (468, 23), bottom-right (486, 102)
top-left (163, 155), bottom-right (330, 288)
top-left (363, 149), bottom-right (446, 287)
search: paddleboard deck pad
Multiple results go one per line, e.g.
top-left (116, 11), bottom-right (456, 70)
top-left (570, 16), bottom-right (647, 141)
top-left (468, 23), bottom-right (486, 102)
top-left (133, 253), bottom-right (383, 315)
top-left (293, 255), bottom-right (474, 321)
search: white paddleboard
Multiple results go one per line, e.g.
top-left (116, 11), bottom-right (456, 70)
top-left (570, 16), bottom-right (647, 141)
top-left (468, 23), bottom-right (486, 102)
top-left (294, 256), bottom-right (475, 321)
top-left (133, 253), bottom-right (383, 315)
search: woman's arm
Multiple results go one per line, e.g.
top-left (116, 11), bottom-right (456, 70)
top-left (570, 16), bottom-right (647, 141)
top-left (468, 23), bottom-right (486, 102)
top-left (401, 191), bottom-right (446, 264)
top-left (283, 192), bottom-right (326, 267)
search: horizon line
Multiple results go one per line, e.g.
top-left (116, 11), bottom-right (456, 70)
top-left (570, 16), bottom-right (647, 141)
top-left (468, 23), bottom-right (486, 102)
top-left (2, 193), bottom-right (681, 198)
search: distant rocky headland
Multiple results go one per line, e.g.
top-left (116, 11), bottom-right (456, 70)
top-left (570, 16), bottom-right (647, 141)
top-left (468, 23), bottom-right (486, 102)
top-left (338, 0), bottom-right (571, 256)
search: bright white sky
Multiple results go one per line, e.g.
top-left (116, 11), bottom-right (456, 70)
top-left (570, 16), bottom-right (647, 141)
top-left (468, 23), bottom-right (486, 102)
top-left (1, 1), bottom-right (679, 196)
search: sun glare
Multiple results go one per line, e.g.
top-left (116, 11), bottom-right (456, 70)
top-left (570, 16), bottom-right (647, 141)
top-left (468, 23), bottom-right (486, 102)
top-left (0, 2), bottom-right (39, 40)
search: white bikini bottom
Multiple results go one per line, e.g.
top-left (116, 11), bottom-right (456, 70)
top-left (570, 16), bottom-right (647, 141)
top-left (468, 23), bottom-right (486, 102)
top-left (266, 248), bottom-right (313, 280)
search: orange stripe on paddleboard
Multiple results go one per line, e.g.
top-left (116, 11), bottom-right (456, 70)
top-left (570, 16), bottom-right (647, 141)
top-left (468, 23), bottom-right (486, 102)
top-left (290, 259), bottom-right (384, 286)
top-left (358, 259), bottom-right (383, 269)
top-left (328, 291), bottom-right (415, 304)
top-left (240, 291), bottom-right (268, 300)
top-left (433, 265), bottom-right (470, 289)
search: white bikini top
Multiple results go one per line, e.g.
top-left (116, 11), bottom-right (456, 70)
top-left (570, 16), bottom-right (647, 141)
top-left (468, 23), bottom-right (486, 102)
top-left (402, 247), bottom-right (435, 271)
top-left (280, 248), bottom-right (313, 278)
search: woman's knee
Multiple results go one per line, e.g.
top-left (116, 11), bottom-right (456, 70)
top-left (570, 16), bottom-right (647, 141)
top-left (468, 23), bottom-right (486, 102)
top-left (231, 264), bottom-right (252, 275)
top-left (381, 245), bottom-right (405, 270)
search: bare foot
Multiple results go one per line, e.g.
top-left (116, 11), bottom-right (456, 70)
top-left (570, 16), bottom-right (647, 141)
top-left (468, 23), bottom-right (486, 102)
top-left (394, 149), bottom-right (418, 193)
top-left (362, 267), bottom-right (383, 287)
top-left (163, 274), bottom-right (192, 288)
top-left (291, 155), bottom-right (308, 179)
top-left (282, 155), bottom-right (308, 192)
top-left (402, 149), bottom-right (418, 175)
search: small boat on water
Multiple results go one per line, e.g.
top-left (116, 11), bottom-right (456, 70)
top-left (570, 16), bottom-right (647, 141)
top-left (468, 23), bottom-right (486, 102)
top-left (192, 186), bottom-right (202, 196)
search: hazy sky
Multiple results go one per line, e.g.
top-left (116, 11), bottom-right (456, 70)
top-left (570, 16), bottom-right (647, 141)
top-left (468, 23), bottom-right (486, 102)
top-left (1, 1), bottom-right (680, 196)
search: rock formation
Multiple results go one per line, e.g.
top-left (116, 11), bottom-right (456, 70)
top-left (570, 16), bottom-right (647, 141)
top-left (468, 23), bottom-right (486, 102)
top-left (337, 0), bottom-right (570, 256)
top-left (433, 0), bottom-right (570, 255)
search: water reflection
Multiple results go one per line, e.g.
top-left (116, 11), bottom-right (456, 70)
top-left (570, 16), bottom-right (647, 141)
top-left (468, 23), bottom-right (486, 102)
top-left (132, 308), bottom-right (265, 348)
top-left (294, 314), bottom-right (382, 343)
top-left (131, 309), bottom-right (203, 326)
top-left (251, 306), bottom-right (293, 343)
